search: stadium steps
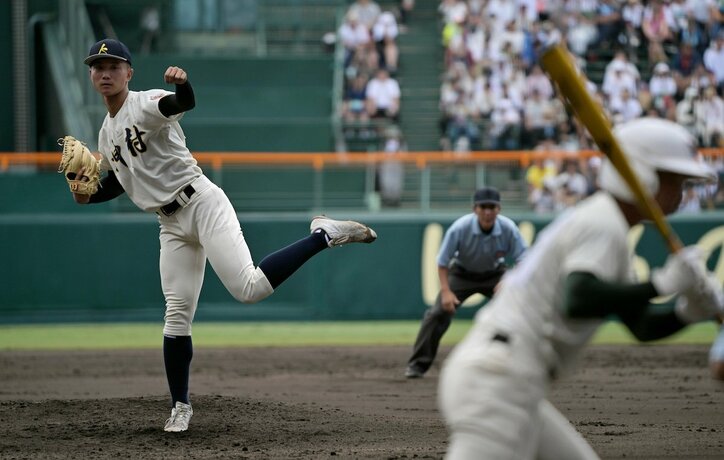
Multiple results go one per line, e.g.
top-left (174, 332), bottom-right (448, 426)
top-left (396, 2), bottom-right (444, 152)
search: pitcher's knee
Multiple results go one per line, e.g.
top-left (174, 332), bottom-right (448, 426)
top-left (228, 267), bottom-right (274, 304)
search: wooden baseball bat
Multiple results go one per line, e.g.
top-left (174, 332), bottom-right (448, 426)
top-left (539, 44), bottom-right (683, 253)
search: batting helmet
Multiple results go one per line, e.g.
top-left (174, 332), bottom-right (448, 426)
top-left (598, 117), bottom-right (716, 203)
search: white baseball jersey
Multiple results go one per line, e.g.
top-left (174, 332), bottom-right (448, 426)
top-left (96, 89), bottom-right (273, 337)
top-left (483, 191), bottom-right (632, 376)
top-left (439, 192), bottom-right (632, 460)
top-left (97, 90), bottom-right (203, 212)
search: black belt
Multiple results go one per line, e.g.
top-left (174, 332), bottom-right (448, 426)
top-left (491, 332), bottom-right (510, 344)
top-left (159, 184), bottom-right (195, 216)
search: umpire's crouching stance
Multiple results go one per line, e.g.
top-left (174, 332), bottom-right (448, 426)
top-left (405, 187), bottom-right (527, 378)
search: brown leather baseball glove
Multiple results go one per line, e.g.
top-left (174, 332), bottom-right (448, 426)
top-left (57, 135), bottom-right (101, 195)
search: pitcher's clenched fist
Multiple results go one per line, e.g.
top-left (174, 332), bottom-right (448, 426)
top-left (164, 66), bottom-right (187, 85)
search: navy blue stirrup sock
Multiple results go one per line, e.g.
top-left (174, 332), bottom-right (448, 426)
top-left (258, 231), bottom-right (328, 288)
top-left (163, 335), bottom-right (193, 405)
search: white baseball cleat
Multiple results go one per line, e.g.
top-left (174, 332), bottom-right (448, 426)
top-left (310, 216), bottom-right (377, 247)
top-left (164, 401), bottom-right (193, 432)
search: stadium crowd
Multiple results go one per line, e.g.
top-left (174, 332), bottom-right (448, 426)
top-left (436, 0), bottom-right (723, 212)
top-left (339, 0), bottom-right (404, 137)
top-left (332, 0), bottom-right (723, 212)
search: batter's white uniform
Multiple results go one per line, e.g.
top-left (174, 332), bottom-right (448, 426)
top-left (97, 90), bottom-right (273, 336)
top-left (438, 192), bottom-right (633, 460)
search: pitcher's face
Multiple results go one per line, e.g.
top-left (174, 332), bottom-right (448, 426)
top-left (89, 59), bottom-right (133, 97)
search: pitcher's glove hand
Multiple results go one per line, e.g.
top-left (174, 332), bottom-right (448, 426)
top-left (57, 136), bottom-right (101, 195)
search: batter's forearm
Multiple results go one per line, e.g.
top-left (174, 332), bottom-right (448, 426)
top-left (618, 307), bottom-right (687, 341)
top-left (563, 271), bottom-right (657, 319)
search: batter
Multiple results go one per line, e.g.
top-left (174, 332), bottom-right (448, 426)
top-left (437, 118), bottom-right (723, 459)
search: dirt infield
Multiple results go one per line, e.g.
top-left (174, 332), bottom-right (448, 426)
top-left (0, 344), bottom-right (722, 459)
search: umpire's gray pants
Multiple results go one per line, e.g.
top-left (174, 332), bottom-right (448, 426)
top-left (407, 265), bottom-right (504, 374)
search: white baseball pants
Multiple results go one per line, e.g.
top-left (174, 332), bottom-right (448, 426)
top-left (158, 176), bottom-right (273, 336)
top-left (438, 326), bottom-right (600, 460)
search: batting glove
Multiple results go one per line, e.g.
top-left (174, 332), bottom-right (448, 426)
top-left (651, 246), bottom-right (703, 297)
top-left (675, 271), bottom-right (724, 323)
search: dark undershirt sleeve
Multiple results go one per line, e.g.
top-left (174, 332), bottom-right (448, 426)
top-left (564, 271), bottom-right (687, 341)
top-left (88, 171), bottom-right (125, 203)
top-left (158, 81), bottom-right (195, 117)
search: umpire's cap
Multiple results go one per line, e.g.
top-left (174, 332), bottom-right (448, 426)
top-left (84, 39), bottom-right (132, 66)
top-left (473, 187), bottom-right (501, 206)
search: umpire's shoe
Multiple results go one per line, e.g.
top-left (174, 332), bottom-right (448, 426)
top-left (404, 366), bottom-right (425, 379)
top-left (311, 216), bottom-right (377, 247)
top-left (164, 401), bottom-right (193, 432)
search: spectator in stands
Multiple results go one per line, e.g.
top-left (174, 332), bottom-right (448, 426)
top-left (520, 19), bottom-right (539, 68)
top-left (366, 67), bottom-right (401, 121)
top-left (671, 42), bottom-right (703, 92)
top-left (525, 64), bottom-right (554, 99)
top-left (439, 0), bottom-right (468, 26)
top-left (440, 63), bottom-right (474, 112)
top-left (498, 20), bottom-right (526, 57)
top-left (440, 64), bottom-right (472, 140)
top-left (669, 0), bottom-right (689, 34)
top-left (566, 12), bottom-right (599, 56)
top-left (679, 14), bottom-right (708, 57)
top-left (378, 126), bottom-right (406, 207)
top-left (649, 61), bottom-right (678, 116)
top-left (348, 0), bottom-right (381, 31)
top-left (472, 73), bottom-right (498, 119)
top-left (445, 90), bottom-right (482, 151)
top-left (557, 120), bottom-right (583, 152)
top-left (515, 0), bottom-right (538, 26)
top-left (531, 20), bottom-right (562, 60)
top-left (594, 0), bottom-right (623, 48)
top-left (695, 86), bottom-right (724, 146)
top-left (490, 97), bottom-right (522, 150)
top-left (603, 50), bottom-right (641, 85)
top-left (340, 11), bottom-right (373, 69)
top-left (621, 0), bottom-right (644, 48)
top-left (703, 33), bottom-right (724, 89)
top-left (603, 60), bottom-right (638, 102)
top-left (642, 0), bottom-right (675, 63)
top-left (442, 8), bottom-right (469, 68)
top-left (678, 182), bottom-right (702, 212)
top-left (610, 87), bottom-right (644, 123)
top-left (342, 74), bottom-right (370, 125)
top-left (551, 159), bottom-right (590, 209)
top-left (525, 157), bottom-right (558, 210)
top-left (465, 14), bottom-right (489, 68)
top-left (685, 0), bottom-right (721, 42)
top-left (676, 86), bottom-right (701, 135)
top-left (650, 62), bottom-right (678, 99)
top-left (584, 156), bottom-right (603, 195)
top-left (691, 63), bottom-right (719, 90)
top-left (523, 88), bottom-right (557, 148)
top-left (486, 0), bottom-right (518, 32)
top-left (447, 29), bottom-right (473, 69)
top-left (637, 80), bottom-right (653, 109)
top-left (533, 183), bottom-right (557, 213)
top-left (373, 11), bottom-right (400, 73)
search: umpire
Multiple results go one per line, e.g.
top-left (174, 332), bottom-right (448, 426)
top-left (405, 187), bottom-right (527, 378)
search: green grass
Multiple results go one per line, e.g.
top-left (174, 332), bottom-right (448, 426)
top-left (0, 320), bottom-right (719, 350)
